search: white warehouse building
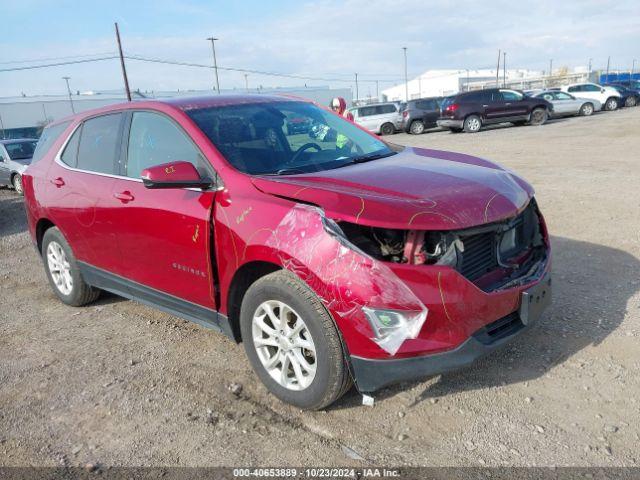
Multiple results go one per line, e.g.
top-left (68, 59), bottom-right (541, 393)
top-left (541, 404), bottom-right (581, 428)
top-left (381, 69), bottom-right (544, 101)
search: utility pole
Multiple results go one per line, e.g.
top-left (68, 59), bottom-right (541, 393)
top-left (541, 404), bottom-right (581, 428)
top-left (496, 49), bottom-right (501, 86)
top-left (206, 37), bottom-right (221, 93)
top-left (503, 52), bottom-right (506, 87)
top-left (549, 59), bottom-right (553, 77)
top-left (375, 80), bottom-right (379, 100)
top-left (402, 47), bottom-right (408, 101)
top-left (354, 73), bottom-right (359, 101)
top-left (466, 69), bottom-right (470, 91)
top-left (62, 76), bottom-right (75, 113)
top-left (418, 75), bottom-right (422, 98)
top-left (606, 56), bottom-right (610, 82)
top-left (632, 59), bottom-right (636, 78)
top-left (588, 58), bottom-right (593, 79)
top-left (244, 74), bottom-right (249, 92)
top-left (114, 23), bottom-right (132, 102)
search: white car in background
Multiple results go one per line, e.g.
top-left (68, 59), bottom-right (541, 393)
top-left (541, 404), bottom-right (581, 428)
top-left (532, 90), bottom-right (602, 117)
top-left (350, 103), bottom-right (402, 135)
top-left (560, 83), bottom-right (621, 111)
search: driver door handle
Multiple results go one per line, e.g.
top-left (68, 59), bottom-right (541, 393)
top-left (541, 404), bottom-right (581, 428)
top-left (113, 191), bottom-right (135, 203)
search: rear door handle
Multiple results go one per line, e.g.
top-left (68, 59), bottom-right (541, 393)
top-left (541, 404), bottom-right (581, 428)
top-left (113, 191), bottom-right (135, 203)
top-left (51, 177), bottom-right (65, 188)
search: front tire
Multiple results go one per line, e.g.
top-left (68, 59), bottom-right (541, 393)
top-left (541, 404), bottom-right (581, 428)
top-left (463, 115), bottom-right (482, 133)
top-left (240, 270), bottom-right (351, 410)
top-left (409, 120), bottom-right (425, 135)
top-left (42, 227), bottom-right (100, 306)
top-left (529, 107), bottom-right (548, 126)
top-left (625, 96), bottom-right (637, 107)
top-left (380, 122), bottom-right (395, 136)
top-left (605, 97), bottom-right (619, 111)
top-left (12, 174), bottom-right (23, 195)
top-left (579, 103), bottom-right (594, 116)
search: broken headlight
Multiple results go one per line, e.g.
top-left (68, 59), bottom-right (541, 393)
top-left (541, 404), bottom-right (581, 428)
top-left (362, 307), bottom-right (427, 355)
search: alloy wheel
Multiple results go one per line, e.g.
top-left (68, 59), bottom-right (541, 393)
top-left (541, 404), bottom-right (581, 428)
top-left (13, 175), bottom-right (23, 195)
top-left (410, 121), bottom-right (425, 134)
top-left (47, 241), bottom-right (73, 295)
top-left (581, 104), bottom-right (593, 116)
top-left (252, 300), bottom-right (317, 391)
top-left (466, 117), bottom-right (481, 132)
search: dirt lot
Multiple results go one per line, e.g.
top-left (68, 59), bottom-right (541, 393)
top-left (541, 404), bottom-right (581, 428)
top-left (1, 108), bottom-right (639, 468)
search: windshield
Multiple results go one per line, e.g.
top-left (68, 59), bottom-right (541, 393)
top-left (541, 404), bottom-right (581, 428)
top-left (186, 101), bottom-right (395, 175)
top-left (5, 141), bottom-right (37, 160)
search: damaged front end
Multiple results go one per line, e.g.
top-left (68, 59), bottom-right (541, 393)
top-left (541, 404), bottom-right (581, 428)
top-left (335, 199), bottom-right (548, 293)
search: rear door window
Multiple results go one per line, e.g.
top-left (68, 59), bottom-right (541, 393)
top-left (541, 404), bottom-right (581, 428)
top-left (31, 121), bottom-right (70, 163)
top-left (500, 90), bottom-right (523, 101)
top-left (76, 113), bottom-right (123, 175)
top-left (382, 104), bottom-right (397, 114)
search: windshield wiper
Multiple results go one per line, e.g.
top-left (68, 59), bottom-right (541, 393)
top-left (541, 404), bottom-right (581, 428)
top-left (348, 151), bottom-right (397, 164)
top-left (275, 167), bottom-right (308, 175)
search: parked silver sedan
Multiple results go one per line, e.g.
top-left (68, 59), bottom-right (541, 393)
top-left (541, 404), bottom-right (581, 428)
top-left (531, 91), bottom-right (602, 117)
top-left (0, 138), bottom-right (38, 195)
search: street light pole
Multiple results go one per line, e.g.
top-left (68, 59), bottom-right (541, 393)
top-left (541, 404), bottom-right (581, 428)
top-left (62, 76), bottom-right (75, 114)
top-left (631, 59), bottom-right (636, 78)
top-left (588, 58), bottom-right (592, 79)
top-left (496, 49), bottom-right (501, 87)
top-left (244, 74), bottom-right (249, 92)
top-left (605, 56), bottom-right (610, 82)
top-left (503, 52), bottom-right (506, 87)
top-left (402, 47), bottom-right (408, 102)
top-left (355, 73), bottom-right (359, 101)
top-left (549, 59), bottom-right (553, 77)
top-left (206, 37), bottom-right (221, 93)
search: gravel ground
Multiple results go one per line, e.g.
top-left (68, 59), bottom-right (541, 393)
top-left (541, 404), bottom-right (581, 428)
top-left (1, 107), bottom-right (639, 468)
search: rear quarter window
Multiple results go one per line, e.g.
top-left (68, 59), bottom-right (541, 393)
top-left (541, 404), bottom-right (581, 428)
top-left (31, 121), bottom-right (71, 164)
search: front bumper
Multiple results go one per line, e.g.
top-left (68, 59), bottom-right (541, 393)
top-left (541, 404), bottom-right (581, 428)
top-left (437, 118), bottom-right (463, 128)
top-left (350, 272), bottom-right (552, 392)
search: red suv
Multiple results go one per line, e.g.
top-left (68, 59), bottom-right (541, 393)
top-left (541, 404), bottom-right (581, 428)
top-left (24, 95), bottom-right (552, 409)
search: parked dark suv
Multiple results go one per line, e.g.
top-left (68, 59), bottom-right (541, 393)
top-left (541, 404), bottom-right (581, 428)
top-left (401, 97), bottom-right (442, 134)
top-left (437, 88), bottom-right (553, 133)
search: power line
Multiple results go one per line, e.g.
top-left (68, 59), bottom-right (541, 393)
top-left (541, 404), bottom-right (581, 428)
top-left (0, 51), bottom-right (118, 65)
top-left (0, 56), bottom-right (119, 73)
top-left (125, 53), bottom-right (404, 84)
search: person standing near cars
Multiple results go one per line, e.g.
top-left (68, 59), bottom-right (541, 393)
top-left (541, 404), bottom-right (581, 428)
top-left (330, 97), bottom-right (354, 151)
top-left (330, 97), bottom-right (354, 121)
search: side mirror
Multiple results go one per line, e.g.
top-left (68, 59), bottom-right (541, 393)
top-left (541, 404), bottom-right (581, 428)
top-left (601, 88), bottom-right (605, 93)
top-left (141, 161), bottom-right (212, 190)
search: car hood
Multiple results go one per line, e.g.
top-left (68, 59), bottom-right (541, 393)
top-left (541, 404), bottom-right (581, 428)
top-left (251, 147), bottom-right (534, 230)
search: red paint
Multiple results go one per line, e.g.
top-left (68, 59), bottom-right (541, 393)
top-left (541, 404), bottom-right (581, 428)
top-left (23, 94), bottom-right (551, 363)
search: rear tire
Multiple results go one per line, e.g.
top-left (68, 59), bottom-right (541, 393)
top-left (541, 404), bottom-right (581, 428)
top-left (579, 103), bottom-right (594, 116)
top-left (380, 123), bottom-right (395, 136)
top-left (12, 174), bottom-right (23, 195)
top-left (605, 97), bottom-right (619, 111)
top-left (42, 227), bottom-right (100, 307)
top-left (529, 107), bottom-right (548, 126)
top-left (240, 270), bottom-right (351, 410)
top-left (463, 115), bottom-right (482, 133)
top-left (409, 120), bottom-right (425, 135)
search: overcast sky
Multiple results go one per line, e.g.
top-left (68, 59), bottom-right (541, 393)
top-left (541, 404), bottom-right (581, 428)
top-left (1, 0), bottom-right (639, 97)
